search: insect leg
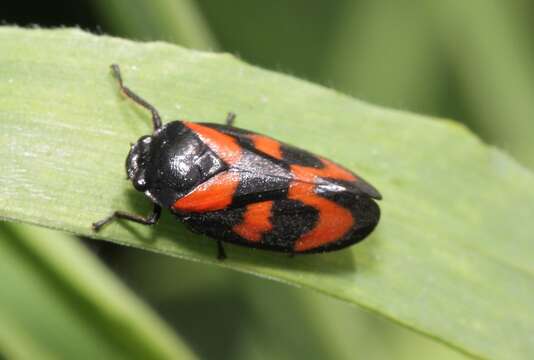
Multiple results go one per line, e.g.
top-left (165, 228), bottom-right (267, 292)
top-left (110, 64), bottom-right (162, 131)
top-left (217, 240), bottom-right (227, 260)
top-left (225, 112), bottom-right (236, 126)
top-left (92, 204), bottom-right (162, 231)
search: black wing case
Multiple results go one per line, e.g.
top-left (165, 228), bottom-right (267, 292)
top-left (180, 190), bottom-right (379, 253)
top-left (180, 122), bottom-right (381, 253)
top-left (199, 122), bottom-right (382, 200)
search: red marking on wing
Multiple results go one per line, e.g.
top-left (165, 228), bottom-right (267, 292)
top-left (185, 122), bottom-right (242, 165)
top-left (288, 182), bottom-right (354, 252)
top-left (172, 171), bottom-right (239, 213)
top-left (249, 134), bottom-right (283, 160)
top-left (232, 201), bottom-right (274, 242)
top-left (291, 159), bottom-right (356, 183)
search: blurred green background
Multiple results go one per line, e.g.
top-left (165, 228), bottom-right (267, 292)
top-left (4, 0), bottom-right (534, 358)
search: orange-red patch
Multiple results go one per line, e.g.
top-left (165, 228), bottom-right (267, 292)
top-left (172, 171), bottom-right (239, 213)
top-left (249, 134), bottom-right (283, 160)
top-left (291, 159), bottom-right (356, 183)
top-left (232, 201), bottom-right (274, 242)
top-left (288, 182), bottom-right (353, 252)
top-left (185, 122), bottom-right (242, 165)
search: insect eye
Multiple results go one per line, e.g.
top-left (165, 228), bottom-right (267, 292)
top-left (134, 177), bottom-right (146, 190)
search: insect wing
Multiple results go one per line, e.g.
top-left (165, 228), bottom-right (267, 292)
top-left (181, 191), bottom-right (379, 253)
top-left (198, 123), bottom-right (382, 200)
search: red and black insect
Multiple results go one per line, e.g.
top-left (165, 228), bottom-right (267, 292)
top-left (93, 64), bottom-right (382, 259)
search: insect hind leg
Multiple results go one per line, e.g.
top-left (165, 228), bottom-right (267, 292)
top-left (225, 112), bottom-right (236, 126)
top-left (217, 240), bottom-right (227, 260)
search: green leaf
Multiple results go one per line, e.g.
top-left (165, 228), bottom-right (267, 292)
top-left (0, 223), bottom-right (195, 359)
top-left (110, 247), bottom-right (467, 360)
top-left (1, 27), bottom-right (533, 359)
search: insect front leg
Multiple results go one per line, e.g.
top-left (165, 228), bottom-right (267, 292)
top-left (92, 204), bottom-right (162, 231)
top-left (110, 64), bottom-right (163, 131)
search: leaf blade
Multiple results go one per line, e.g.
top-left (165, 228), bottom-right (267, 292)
top-left (1, 27), bottom-right (533, 359)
